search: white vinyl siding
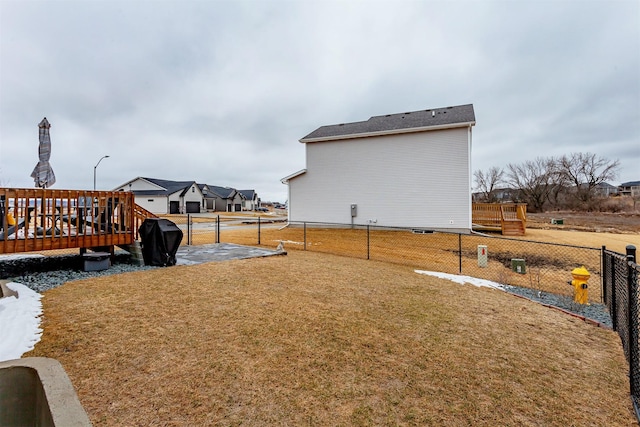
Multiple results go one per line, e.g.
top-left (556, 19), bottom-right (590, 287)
top-left (288, 127), bottom-right (471, 230)
top-left (115, 179), bottom-right (164, 192)
top-left (182, 184), bottom-right (204, 206)
top-left (135, 197), bottom-right (168, 214)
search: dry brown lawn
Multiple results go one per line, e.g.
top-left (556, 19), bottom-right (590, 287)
top-left (28, 251), bottom-right (636, 426)
top-left (194, 224), bottom-right (640, 302)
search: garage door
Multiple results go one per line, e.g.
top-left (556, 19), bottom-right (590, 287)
top-left (185, 202), bottom-right (200, 213)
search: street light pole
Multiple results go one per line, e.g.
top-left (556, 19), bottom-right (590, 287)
top-left (93, 155), bottom-right (110, 190)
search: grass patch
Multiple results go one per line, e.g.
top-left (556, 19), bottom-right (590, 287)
top-left (194, 226), bottom-right (605, 301)
top-left (28, 251), bottom-right (634, 425)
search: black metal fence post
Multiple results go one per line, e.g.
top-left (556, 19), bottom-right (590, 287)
top-left (187, 214), bottom-right (191, 245)
top-left (609, 250), bottom-right (618, 331)
top-left (258, 216), bottom-right (261, 245)
top-left (303, 222), bottom-right (307, 251)
top-left (601, 245), bottom-right (606, 305)
top-left (458, 233), bottom-right (462, 274)
top-left (216, 215), bottom-right (220, 244)
top-left (367, 224), bottom-right (370, 260)
top-left (628, 246), bottom-right (638, 397)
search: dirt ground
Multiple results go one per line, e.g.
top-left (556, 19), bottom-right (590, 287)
top-left (522, 212), bottom-right (640, 253)
top-left (527, 211), bottom-right (640, 234)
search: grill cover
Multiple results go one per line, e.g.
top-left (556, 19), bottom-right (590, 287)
top-left (139, 218), bottom-right (183, 266)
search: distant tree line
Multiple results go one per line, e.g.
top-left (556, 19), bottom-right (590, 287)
top-left (473, 152), bottom-right (621, 212)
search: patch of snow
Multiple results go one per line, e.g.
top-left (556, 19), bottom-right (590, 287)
top-left (273, 239), bottom-right (304, 246)
top-left (0, 282), bottom-right (43, 362)
top-left (0, 253), bottom-right (45, 261)
top-left (415, 270), bottom-right (507, 291)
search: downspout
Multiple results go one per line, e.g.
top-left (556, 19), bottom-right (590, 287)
top-left (467, 125), bottom-right (473, 231)
top-left (280, 177), bottom-right (291, 227)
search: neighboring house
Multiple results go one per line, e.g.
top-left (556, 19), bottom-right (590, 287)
top-left (281, 104), bottom-right (476, 232)
top-left (595, 182), bottom-right (618, 197)
top-left (619, 181), bottom-right (640, 198)
top-left (199, 184), bottom-right (226, 212)
top-left (114, 177), bottom-right (204, 214)
top-left (239, 190), bottom-right (260, 211)
top-left (117, 178), bottom-right (260, 213)
top-left (199, 185), bottom-right (247, 212)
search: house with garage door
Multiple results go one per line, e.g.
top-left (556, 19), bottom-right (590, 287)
top-left (199, 184), bottom-right (249, 212)
top-left (281, 104), bottom-right (476, 232)
top-left (238, 189), bottom-right (260, 211)
top-left (114, 177), bottom-right (204, 214)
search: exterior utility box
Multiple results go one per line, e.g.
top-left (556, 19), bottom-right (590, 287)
top-left (82, 252), bottom-right (110, 272)
top-left (511, 258), bottom-right (526, 274)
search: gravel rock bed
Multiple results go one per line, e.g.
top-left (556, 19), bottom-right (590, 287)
top-left (1, 252), bottom-right (156, 293)
top-left (503, 285), bottom-right (613, 328)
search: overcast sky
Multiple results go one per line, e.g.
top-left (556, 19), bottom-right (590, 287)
top-left (1, 0), bottom-right (638, 203)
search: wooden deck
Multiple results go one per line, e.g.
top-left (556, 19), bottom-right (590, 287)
top-left (472, 203), bottom-right (527, 236)
top-left (0, 188), bottom-right (154, 255)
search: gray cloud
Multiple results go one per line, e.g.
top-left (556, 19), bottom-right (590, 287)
top-left (1, 0), bottom-right (638, 202)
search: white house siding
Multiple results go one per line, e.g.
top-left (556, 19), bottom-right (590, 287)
top-left (115, 179), bottom-right (163, 192)
top-left (288, 127), bottom-right (471, 231)
top-left (135, 196), bottom-right (168, 214)
top-left (180, 184), bottom-right (204, 212)
top-left (242, 200), bottom-right (255, 211)
top-left (164, 184), bottom-right (204, 213)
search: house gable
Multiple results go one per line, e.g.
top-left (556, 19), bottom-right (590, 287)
top-left (114, 177), bottom-right (166, 192)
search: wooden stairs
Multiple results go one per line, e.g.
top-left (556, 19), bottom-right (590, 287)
top-left (501, 219), bottom-right (526, 236)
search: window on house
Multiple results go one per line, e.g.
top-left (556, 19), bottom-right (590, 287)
top-left (192, 187), bottom-right (195, 193)
top-left (148, 199), bottom-right (154, 202)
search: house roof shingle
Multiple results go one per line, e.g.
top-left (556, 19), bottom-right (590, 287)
top-left (238, 190), bottom-right (255, 199)
top-left (300, 104), bottom-right (475, 142)
top-left (137, 177), bottom-right (196, 197)
top-left (200, 185), bottom-right (237, 199)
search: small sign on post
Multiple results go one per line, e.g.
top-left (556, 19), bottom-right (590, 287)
top-left (478, 245), bottom-right (488, 268)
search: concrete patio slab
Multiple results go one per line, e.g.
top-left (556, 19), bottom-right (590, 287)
top-left (175, 243), bottom-right (286, 266)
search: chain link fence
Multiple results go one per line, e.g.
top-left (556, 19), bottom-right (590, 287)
top-left (603, 246), bottom-right (640, 418)
top-left (172, 216), bottom-right (604, 302)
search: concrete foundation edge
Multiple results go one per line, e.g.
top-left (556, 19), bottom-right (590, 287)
top-left (0, 357), bottom-right (92, 426)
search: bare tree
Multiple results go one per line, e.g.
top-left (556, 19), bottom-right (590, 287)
top-left (545, 158), bottom-right (571, 209)
top-left (557, 152), bottom-right (620, 210)
top-left (504, 157), bottom-right (556, 212)
top-left (473, 166), bottom-right (504, 202)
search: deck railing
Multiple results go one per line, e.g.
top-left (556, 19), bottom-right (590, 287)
top-left (472, 203), bottom-right (527, 235)
top-left (0, 188), bottom-right (146, 254)
top-left (133, 203), bottom-right (158, 241)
